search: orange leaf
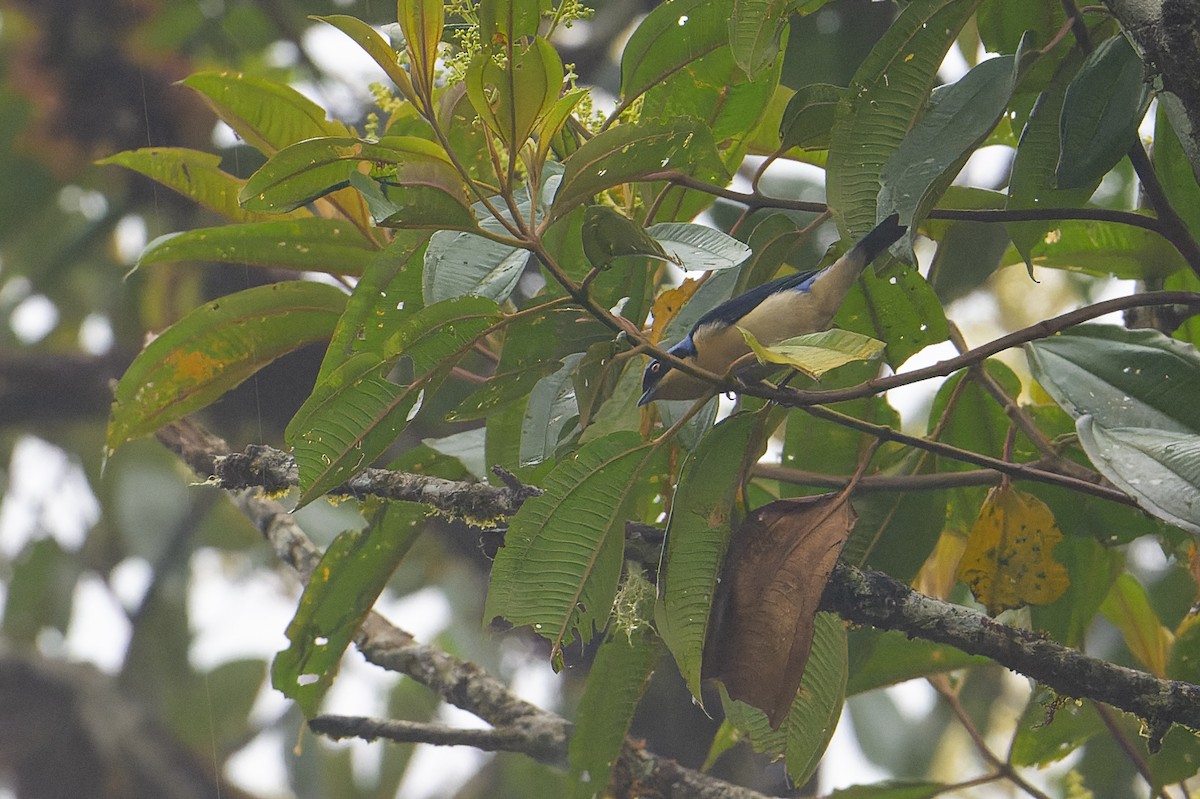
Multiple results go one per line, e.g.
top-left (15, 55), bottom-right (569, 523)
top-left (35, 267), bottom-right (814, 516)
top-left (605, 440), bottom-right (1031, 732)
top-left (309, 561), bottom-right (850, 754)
top-left (956, 485), bottom-right (1070, 615)
top-left (649, 278), bottom-right (702, 344)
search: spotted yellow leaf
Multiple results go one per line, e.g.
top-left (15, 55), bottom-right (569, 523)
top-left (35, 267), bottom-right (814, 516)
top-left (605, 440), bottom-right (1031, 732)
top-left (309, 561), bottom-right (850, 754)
top-left (956, 485), bottom-right (1070, 614)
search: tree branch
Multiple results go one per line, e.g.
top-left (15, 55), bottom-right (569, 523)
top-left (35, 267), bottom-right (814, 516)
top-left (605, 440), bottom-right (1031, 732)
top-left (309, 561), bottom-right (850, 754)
top-left (308, 716), bottom-right (563, 760)
top-left (158, 418), bottom-right (1200, 771)
top-left (198, 441), bottom-right (539, 523)
top-left (819, 562), bottom-right (1200, 751)
top-left (757, 291), bottom-right (1200, 408)
top-left (155, 419), bottom-right (775, 799)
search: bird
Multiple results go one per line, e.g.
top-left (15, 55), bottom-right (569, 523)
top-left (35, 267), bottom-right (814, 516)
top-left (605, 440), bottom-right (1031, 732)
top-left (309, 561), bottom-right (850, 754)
top-left (639, 213), bottom-right (907, 405)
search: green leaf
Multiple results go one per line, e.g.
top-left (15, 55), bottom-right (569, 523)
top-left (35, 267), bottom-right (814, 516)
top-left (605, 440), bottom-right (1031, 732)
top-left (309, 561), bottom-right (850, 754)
top-left (190, 659), bottom-right (266, 752)
top-left (581, 206), bottom-right (671, 268)
top-left (826, 0), bottom-right (982, 236)
top-left (287, 297), bottom-right (503, 504)
top-left (422, 178), bottom-right (549, 302)
top-left (1099, 571), bottom-right (1172, 674)
top-left (720, 685), bottom-right (787, 754)
top-left (1078, 420), bottom-right (1200, 535)
top-left (977, 0), bottom-right (1064, 55)
top-left (138, 218), bottom-right (378, 276)
top-left (97, 148), bottom-right (290, 223)
top-left (729, 0), bottom-right (794, 78)
top-left (640, 32), bottom-right (782, 145)
top-left (466, 36), bottom-right (563, 150)
top-left (520, 352), bottom-right (584, 467)
top-left (740, 327), bottom-right (885, 377)
top-left (398, 0), bottom-right (444, 100)
top-left (181, 71), bottom-right (350, 155)
top-left (784, 612), bottom-right (848, 786)
top-left (1169, 615), bottom-right (1200, 684)
top-left (1057, 34), bottom-right (1153, 189)
top-left (484, 431), bottom-right (658, 663)
top-left (846, 630), bottom-right (986, 695)
top-left (1026, 324), bottom-right (1200, 434)
top-left (848, 476), bottom-right (947, 583)
top-left (479, 0), bottom-right (550, 42)
top-left (567, 621), bottom-right (658, 799)
top-left (317, 232), bottom-right (428, 381)
top-left (1154, 101), bottom-right (1200, 242)
top-left (315, 15), bottom-right (417, 104)
top-left (1031, 537), bottom-right (1120, 647)
top-left (647, 223), bottom-right (752, 271)
top-left (620, 0), bottom-right (730, 106)
top-left (240, 136), bottom-right (458, 213)
top-left (536, 89), bottom-right (588, 165)
top-left (928, 363), bottom-right (1019, 468)
top-left (449, 308), bottom-right (611, 422)
top-left (1007, 49), bottom-right (1093, 264)
top-left (271, 503), bottom-right (425, 716)
top-left (1011, 689), bottom-right (1104, 767)
top-left (657, 412), bottom-right (765, 698)
top-left (108, 281), bottom-right (347, 451)
top-left (2, 538), bottom-right (76, 644)
top-left (780, 83), bottom-right (846, 151)
top-left (1028, 219), bottom-right (1185, 279)
top-left (834, 263), bottom-right (949, 368)
top-left (423, 231), bottom-right (529, 304)
top-left (878, 53), bottom-right (1020, 226)
top-left (718, 614), bottom-right (848, 779)
top-left (349, 170), bottom-right (478, 232)
top-left (552, 120), bottom-right (726, 220)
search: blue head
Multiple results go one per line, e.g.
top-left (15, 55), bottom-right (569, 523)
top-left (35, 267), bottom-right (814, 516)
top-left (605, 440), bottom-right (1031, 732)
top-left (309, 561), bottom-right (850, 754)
top-left (639, 335), bottom-right (701, 406)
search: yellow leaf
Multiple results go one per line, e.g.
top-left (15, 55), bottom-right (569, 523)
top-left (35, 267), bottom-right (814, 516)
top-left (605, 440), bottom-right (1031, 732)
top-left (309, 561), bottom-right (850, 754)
top-left (738, 327), bottom-right (885, 378)
top-left (915, 531), bottom-right (966, 600)
top-left (956, 485), bottom-right (1070, 614)
top-left (649, 278), bottom-right (702, 344)
top-left (1101, 573), bottom-right (1173, 677)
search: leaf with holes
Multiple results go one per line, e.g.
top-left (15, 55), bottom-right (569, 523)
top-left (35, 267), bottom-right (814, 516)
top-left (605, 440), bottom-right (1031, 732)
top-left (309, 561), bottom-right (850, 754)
top-left (287, 297), bottom-right (502, 505)
top-left (956, 485), bottom-right (1070, 614)
top-left (181, 71), bottom-right (350, 155)
top-left (108, 281), bottom-right (347, 451)
top-left (241, 136), bottom-right (458, 214)
top-left (137, 218), bottom-right (378, 276)
top-left (272, 502), bottom-right (425, 715)
top-left (551, 120), bottom-right (726, 221)
top-left (97, 148), bottom-right (296, 223)
top-left (826, 0), bottom-right (982, 236)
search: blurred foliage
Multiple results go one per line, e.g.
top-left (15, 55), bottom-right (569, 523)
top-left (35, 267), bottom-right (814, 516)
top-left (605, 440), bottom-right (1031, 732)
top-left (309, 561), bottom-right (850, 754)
top-left (3, 1), bottom-right (1200, 798)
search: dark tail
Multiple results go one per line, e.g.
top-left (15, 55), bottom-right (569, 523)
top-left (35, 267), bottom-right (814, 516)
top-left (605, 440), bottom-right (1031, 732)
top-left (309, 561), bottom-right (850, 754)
top-left (853, 213), bottom-right (907, 264)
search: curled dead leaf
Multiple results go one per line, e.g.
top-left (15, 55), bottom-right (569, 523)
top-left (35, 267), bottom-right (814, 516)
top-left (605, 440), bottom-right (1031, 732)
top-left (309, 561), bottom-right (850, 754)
top-left (703, 494), bottom-right (856, 728)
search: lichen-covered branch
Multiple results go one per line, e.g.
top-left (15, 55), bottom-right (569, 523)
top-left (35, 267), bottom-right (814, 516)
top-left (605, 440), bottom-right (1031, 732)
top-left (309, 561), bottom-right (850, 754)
top-left (820, 562), bottom-right (1200, 750)
top-left (155, 418), bottom-right (773, 799)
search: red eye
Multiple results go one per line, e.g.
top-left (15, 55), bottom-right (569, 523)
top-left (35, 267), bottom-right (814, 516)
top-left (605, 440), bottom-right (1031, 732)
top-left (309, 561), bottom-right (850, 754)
top-left (650, 363), bottom-right (661, 374)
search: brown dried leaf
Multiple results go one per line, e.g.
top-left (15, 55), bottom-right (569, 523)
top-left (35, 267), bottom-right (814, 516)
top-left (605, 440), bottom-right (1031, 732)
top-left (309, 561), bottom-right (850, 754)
top-left (703, 494), bottom-right (856, 728)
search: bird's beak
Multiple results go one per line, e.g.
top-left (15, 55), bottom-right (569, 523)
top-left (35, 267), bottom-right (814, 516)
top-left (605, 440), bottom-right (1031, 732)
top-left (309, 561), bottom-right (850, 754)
top-left (637, 388), bottom-right (655, 407)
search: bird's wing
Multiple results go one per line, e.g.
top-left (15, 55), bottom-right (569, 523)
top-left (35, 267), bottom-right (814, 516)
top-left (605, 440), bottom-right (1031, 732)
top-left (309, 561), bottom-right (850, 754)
top-left (689, 268), bottom-right (821, 333)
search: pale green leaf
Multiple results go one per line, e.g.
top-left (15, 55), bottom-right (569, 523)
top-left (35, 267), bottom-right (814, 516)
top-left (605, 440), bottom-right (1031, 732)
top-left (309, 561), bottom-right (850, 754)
top-left (740, 327), bottom-right (885, 377)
